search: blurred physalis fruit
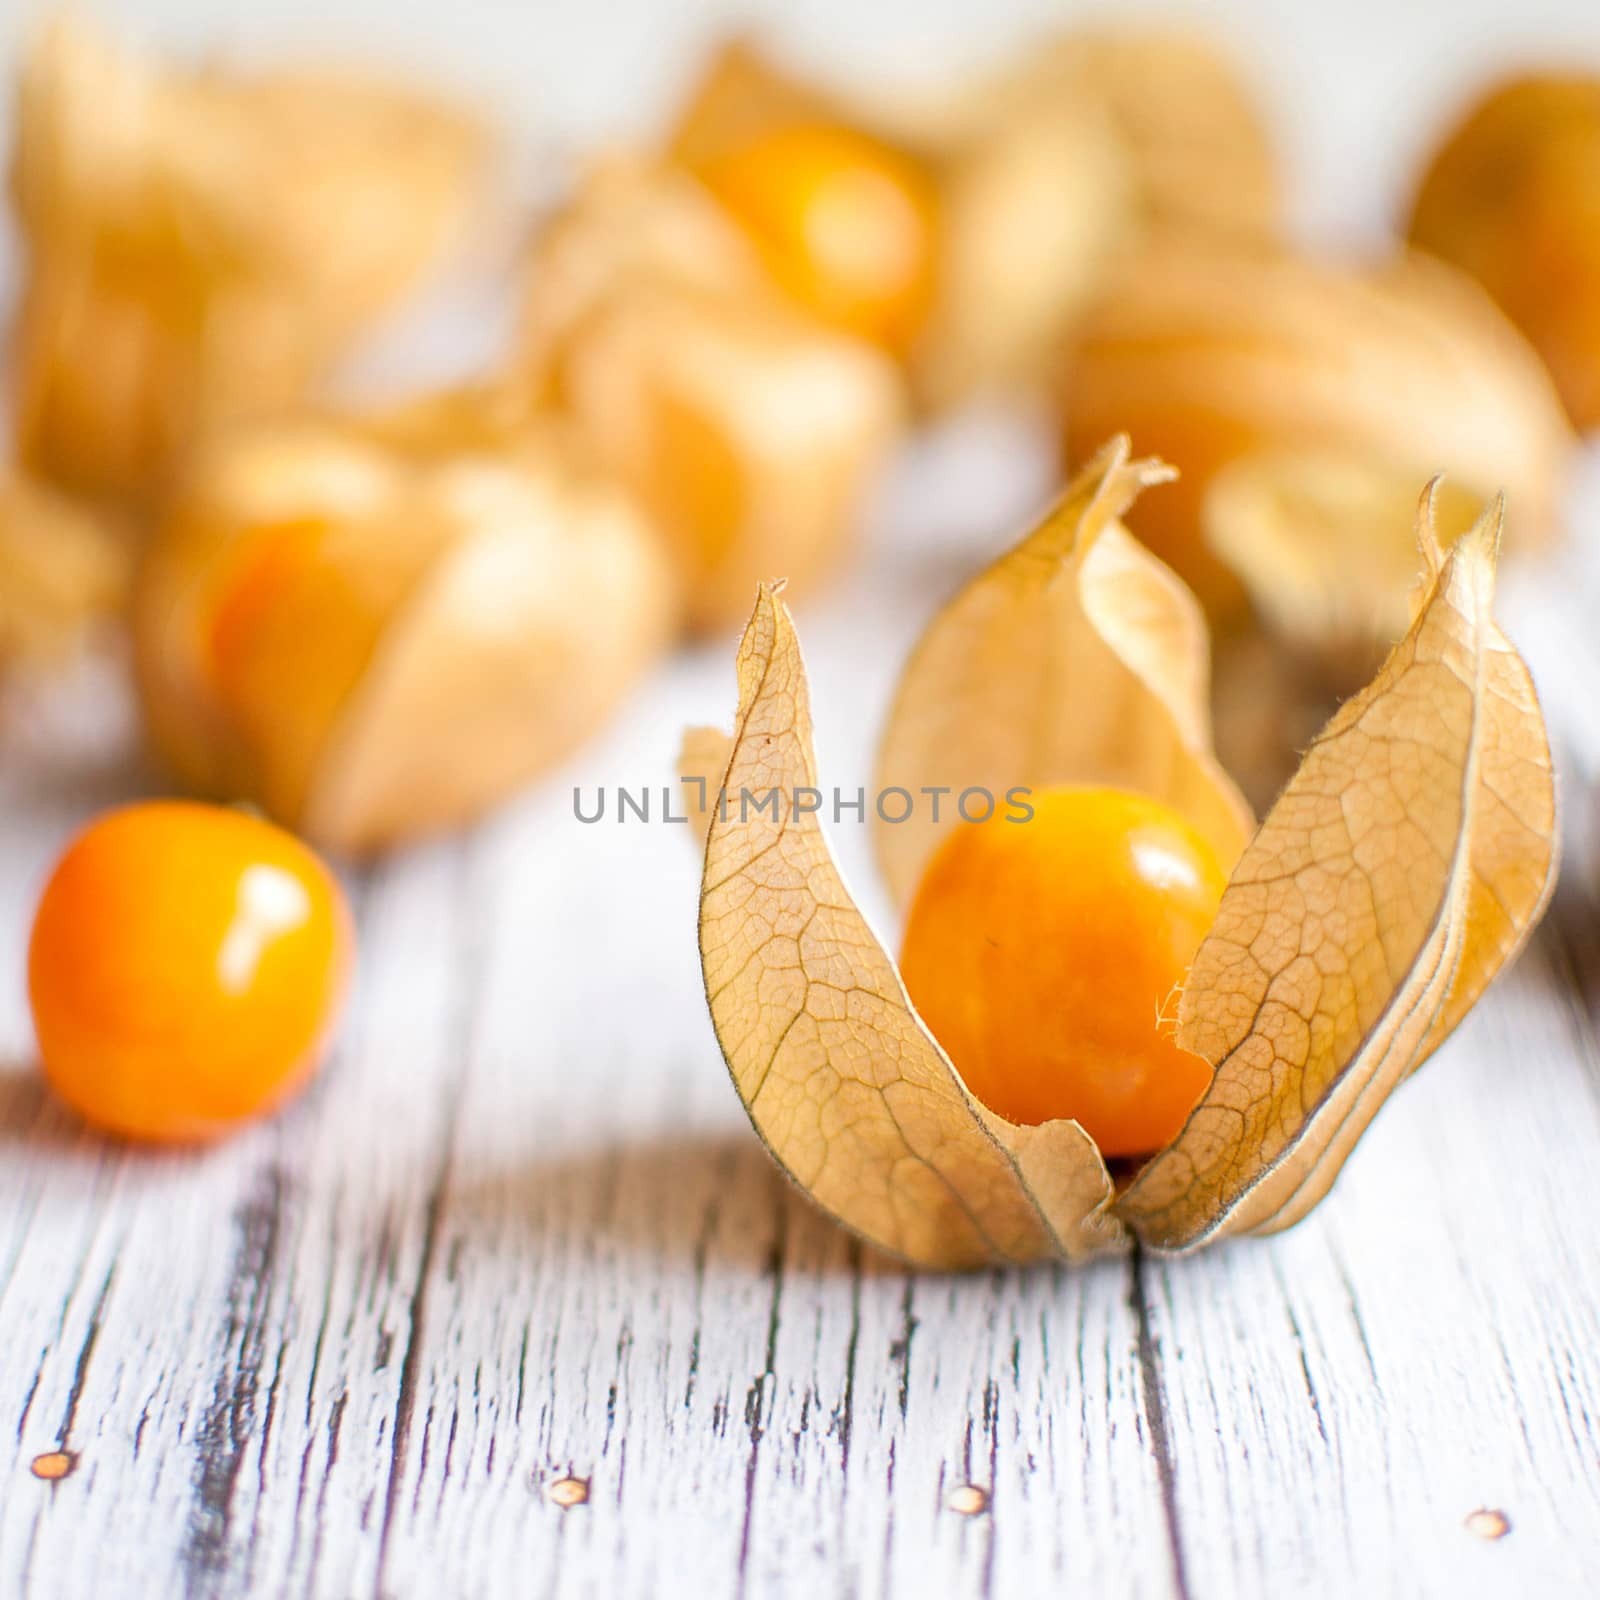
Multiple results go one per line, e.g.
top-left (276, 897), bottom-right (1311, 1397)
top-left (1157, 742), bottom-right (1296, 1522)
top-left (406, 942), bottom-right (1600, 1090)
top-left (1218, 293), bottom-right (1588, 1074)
top-left (1062, 243), bottom-right (1573, 615)
top-left (135, 396), bottom-right (675, 853)
top-left (29, 801), bottom-right (353, 1142)
top-left (516, 161), bottom-right (903, 631)
top-left (974, 28), bottom-right (1279, 241)
top-left (1410, 73), bottom-right (1600, 432)
top-left (10, 14), bottom-right (490, 500)
top-left (0, 470), bottom-right (127, 670)
top-left (668, 37), bottom-right (1127, 410)
top-left (672, 44), bottom-right (940, 359)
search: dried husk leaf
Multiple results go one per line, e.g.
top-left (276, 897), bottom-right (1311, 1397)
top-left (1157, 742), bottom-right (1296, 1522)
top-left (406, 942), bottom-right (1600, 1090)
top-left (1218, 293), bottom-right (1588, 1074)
top-left (11, 14), bottom-right (489, 500)
top-left (516, 166), bottom-right (904, 631)
top-left (873, 437), bottom-right (1254, 911)
top-left (1062, 243), bottom-right (1575, 611)
top-left (515, 157), bottom-right (773, 393)
top-left (980, 29), bottom-right (1279, 240)
top-left (135, 402), bottom-right (674, 854)
top-left (0, 471), bottom-right (128, 667)
top-left (700, 585), bottom-right (1120, 1268)
top-left (1204, 448), bottom-right (1485, 683)
top-left (699, 462), bottom-right (1554, 1267)
top-left (1119, 494), bottom-right (1557, 1249)
top-left (909, 92), bottom-right (1130, 409)
top-left (878, 25), bottom-right (1277, 405)
top-left (1409, 73), bottom-right (1600, 431)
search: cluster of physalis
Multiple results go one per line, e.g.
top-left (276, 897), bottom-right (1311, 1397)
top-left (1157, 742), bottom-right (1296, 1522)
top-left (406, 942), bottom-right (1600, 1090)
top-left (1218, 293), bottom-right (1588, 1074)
top-left (687, 441), bottom-right (1556, 1264)
top-left (0, 18), bottom-right (1580, 1202)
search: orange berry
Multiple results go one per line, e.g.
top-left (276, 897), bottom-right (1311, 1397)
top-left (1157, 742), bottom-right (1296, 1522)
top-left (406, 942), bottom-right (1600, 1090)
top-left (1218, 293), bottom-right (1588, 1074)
top-left (28, 801), bottom-right (353, 1143)
top-left (899, 786), bottom-right (1225, 1157)
top-left (696, 121), bottom-right (938, 357)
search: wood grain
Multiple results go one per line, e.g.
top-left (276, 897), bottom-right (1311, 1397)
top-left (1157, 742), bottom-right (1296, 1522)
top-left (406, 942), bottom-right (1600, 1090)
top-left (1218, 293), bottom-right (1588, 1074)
top-left (2, 440), bottom-right (1600, 1600)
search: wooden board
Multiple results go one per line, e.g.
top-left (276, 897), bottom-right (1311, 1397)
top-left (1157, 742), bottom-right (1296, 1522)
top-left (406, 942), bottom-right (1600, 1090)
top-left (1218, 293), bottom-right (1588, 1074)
top-left (2, 426), bottom-right (1599, 1600)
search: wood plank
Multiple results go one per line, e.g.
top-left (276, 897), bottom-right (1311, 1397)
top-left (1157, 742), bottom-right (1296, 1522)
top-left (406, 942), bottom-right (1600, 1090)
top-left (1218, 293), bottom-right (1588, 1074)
top-left (2, 435), bottom-right (1599, 1599)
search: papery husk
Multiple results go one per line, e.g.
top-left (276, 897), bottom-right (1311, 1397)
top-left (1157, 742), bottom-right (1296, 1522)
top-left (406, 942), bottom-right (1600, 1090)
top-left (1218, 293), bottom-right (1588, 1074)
top-left (888, 25), bottom-right (1278, 405)
top-left (135, 400), bottom-right (675, 854)
top-left (515, 161), bottom-right (904, 632)
top-left (666, 36), bottom-right (1132, 409)
top-left (1204, 448), bottom-right (1485, 685)
top-left (873, 437), bottom-right (1253, 908)
top-left (10, 14), bottom-right (490, 501)
top-left (974, 28), bottom-right (1279, 241)
top-left (699, 581), bottom-right (1122, 1268)
top-left (1410, 73), bottom-right (1600, 432)
top-left (696, 449), bottom-right (1556, 1268)
top-left (677, 723), bottom-right (733, 845)
top-left (0, 471), bottom-right (128, 667)
top-left (667, 37), bottom-right (842, 172)
top-left (1121, 489), bottom-right (1557, 1248)
top-left (1062, 243), bottom-right (1575, 613)
top-left (908, 91), bottom-right (1130, 409)
top-left (516, 157), bottom-right (773, 392)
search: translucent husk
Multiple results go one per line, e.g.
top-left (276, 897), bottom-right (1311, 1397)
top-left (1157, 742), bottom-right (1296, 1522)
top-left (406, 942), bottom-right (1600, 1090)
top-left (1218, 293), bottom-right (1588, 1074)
top-left (134, 395), bottom-right (676, 854)
top-left (513, 159), bottom-right (905, 632)
top-left (1062, 243), bottom-right (1575, 615)
top-left (665, 37), bottom-right (1132, 410)
top-left (1409, 73), bottom-right (1600, 432)
top-left (10, 14), bottom-right (491, 501)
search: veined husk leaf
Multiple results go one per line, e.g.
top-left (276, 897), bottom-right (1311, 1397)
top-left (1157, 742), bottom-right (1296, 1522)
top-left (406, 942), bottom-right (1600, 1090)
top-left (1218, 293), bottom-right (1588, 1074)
top-left (699, 585), bottom-right (1122, 1268)
top-left (1204, 447), bottom-right (1486, 683)
top-left (697, 454), bottom-right (1555, 1268)
top-left (1120, 488), bottom-right (1558, 1249)
top-left (873, 436), bottom-right (1254, 910)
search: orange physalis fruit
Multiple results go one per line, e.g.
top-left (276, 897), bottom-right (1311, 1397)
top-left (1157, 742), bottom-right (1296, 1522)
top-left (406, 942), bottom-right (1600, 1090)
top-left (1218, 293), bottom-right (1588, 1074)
top-left (28, 801), bottom-right (353, 1143)
top-left (695, 120), bottom-right (939, 358)
top-left (692, 442), bottom-right (1557, 1268)
top-left (899, 786), bottom-right (1224, 1156)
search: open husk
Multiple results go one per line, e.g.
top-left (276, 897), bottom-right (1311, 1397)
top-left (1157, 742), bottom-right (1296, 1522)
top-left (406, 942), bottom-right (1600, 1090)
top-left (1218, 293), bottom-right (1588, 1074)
top-left (135, 397), bottom-right (675, 854)
top-left (10, 14), bottom-right (490, 501)
top-left (694, 441), bottom-right (1556, 1267)
top-left (1062, 244), bottom-right (1575, 614)
top-left (515, 159), bottom-right (904, 632)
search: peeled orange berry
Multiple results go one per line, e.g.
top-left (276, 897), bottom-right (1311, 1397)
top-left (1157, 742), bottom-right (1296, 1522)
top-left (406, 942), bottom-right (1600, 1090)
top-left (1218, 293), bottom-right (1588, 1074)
top-left (899, 786), bottom-right (1225, 1157)
top-left (28, 800), bottom-right (353, 1142)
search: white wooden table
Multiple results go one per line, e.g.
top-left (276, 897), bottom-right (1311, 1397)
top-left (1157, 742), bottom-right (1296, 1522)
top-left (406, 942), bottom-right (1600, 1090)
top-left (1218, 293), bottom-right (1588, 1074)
top-left (4, 3), bottom-right (1600, 1592)
top-left (1, 416), bottom-right (1598, 1600)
